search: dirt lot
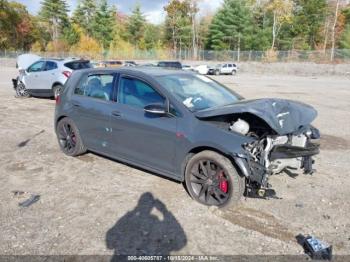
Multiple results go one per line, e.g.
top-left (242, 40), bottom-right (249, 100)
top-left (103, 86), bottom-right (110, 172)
top-left (0, 67), bottom-right (349, 257)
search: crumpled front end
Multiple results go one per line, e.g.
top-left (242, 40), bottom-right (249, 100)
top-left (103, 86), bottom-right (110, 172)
top-left (196, 98), bottom-right (321, 196)
top-left (242, 125), bottom-right (320, 188)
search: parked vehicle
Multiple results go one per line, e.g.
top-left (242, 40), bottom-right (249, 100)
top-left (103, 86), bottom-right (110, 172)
top-left (91, 61), bottom-right (106, 68)
top-left (194, 65), bottom-right (210, 75)
top-left (157, 61), bottom-right (182, 69)
top-left (55, 67), bottom-right (320, 208)
top-left (124, 61), bottom-right (137, 67)
top-left (208, 63), bottom-right (238, 75)
top-left (182, 65), bottom-right (194, 71)
top-left (102, 60), bottom-right (123, 68)
top-left (13, 54), bottom-right (92, 98)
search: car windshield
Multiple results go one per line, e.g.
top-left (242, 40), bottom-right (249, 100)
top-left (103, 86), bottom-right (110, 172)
top-left (156, 74), bottom-right (241, 111)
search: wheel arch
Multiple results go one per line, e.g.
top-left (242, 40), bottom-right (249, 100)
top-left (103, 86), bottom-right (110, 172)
top-left (52, 81), bottom-right (64, 89)
top-left (181, 146), bottom-right (247, 181)
top-left (55, 115), bottom-right (68, 130)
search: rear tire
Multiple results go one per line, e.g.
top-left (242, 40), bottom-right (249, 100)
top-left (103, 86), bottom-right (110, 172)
top-left (184, 150), bottom-right (244, 209)
top-left (53, 84), bottom-right (63, 99)
top-left (215, 70), bottom-right (220, 76)
top-left (56, 118), bottom-right (86, 157)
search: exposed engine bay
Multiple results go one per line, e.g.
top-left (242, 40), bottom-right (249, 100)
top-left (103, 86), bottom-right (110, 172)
top-left (200, 109), bottom-right (320, 196)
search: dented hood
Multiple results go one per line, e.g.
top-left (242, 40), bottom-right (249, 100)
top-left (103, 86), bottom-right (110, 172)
top-left (195, 98), bottom-right (317, 135)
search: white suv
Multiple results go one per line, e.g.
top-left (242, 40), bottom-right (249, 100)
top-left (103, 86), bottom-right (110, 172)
top-left (14, 55), bottom-right (91, 98)
top-left (209, 63), bottom-right (238, 75)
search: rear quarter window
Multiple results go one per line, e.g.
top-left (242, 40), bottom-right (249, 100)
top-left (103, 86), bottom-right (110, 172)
top-left (64, 61), bottom-right (92, 70)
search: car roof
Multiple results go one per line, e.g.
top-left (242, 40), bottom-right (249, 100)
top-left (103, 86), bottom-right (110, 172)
top-left (78, 66), bottom-right (193, 77)
top-left (40, 58), bottom-right (89, 63)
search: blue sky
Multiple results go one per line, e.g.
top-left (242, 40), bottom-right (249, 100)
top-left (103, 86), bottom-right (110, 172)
top-left (14, 0), bottom-right (223, 24)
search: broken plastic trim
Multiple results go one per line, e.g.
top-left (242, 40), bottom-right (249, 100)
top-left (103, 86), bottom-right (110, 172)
top-left (270, 143), bottom-right (320, 161)
top-left (233, 155), bottom-right (268, 188)
top-left (12, 78), bottom-right (18, 90)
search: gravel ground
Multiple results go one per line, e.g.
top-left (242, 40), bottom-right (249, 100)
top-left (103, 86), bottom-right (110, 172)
top-left (0, 68), bottom-right (349, 257)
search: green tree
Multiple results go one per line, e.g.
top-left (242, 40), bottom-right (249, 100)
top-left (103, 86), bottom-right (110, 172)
top-left (39, 0), bottom-right (69, 41)
top-left (265, 0), bottom-right (293, 49)
top-left (249, 3), bottom-right (273, 50)
top-left (164, 0), bottom-right (192, 52)
top-left (62, 23), bottom-right (80, 46)
top-left (0, 0), bottom-right (42, 50)
top-left (339, 25), bottom-right (350, 49)
top-left (91, 0), bottom-right (115, 49)
top-left (207, 0), bottom-right (254, 51)
top-left (72, 0), bottom-right (97, 37)
top-left (292, 0), bottom-right (328, 49)
top-left (143, 24), bottom-right (163, 50)
top-left (127, 4), bottom-right (146, 47)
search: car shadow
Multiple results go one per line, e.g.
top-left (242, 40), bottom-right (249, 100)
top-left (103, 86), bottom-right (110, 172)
top-left (106, 192), bottom-right (187, 259)
top-left (90, 151), bottom-right (181, 184)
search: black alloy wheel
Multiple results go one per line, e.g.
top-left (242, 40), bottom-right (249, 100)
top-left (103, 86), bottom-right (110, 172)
top-left (56, 118), bottom-right (86, 157)
top-left (185, 150), bottom-right (244, 208)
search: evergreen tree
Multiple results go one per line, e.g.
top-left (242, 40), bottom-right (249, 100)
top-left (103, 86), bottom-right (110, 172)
top-left (339, 25), bottom-right (350, 49)
top-left (72, 0), bottom-right (97, 37)
top-left (127, 4), bottom-right (146, 47)
top-left (292, 0), bottom-right (328, 49)
top-left (39, 0), bottom-right (69, 41)
top-left (91, 0), bottom-right (115, 49)
top-left (207, 0), bottom-right (254, 50)
top-left (143, 24), bottom-right (162, 50)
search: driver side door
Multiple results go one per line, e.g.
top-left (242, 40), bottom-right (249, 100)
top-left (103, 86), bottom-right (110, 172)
top-left (109, 75), bottom-right (178, 174)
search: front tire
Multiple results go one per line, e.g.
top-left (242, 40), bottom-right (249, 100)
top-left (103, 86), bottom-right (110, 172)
top-left (184, 150), bottom-right (244, 208)
top-left (231, 70), bottom-right (237, 75)
top-left (16, 82), bottom-right (30, 98)
top-left (56, 118), bottom-right (86, 157)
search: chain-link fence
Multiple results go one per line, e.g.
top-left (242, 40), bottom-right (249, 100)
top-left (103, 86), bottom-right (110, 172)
top-left (1, 49), bottom-right (350, 67)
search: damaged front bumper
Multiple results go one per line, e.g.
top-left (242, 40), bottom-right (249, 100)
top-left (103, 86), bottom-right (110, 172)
top-left (12, 78), bottom-right (18, 90)
top-left (234, 126), bottom-right (321, 192)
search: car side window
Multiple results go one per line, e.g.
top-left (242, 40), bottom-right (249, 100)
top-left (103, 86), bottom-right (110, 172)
top-left (27, 61), bottom-right (45, 72)
top-left (223, 64), bottom-right (227, 68)
top-left (44, 61), bottom-right (58, 71)
top-left (228, 64), bottom-right (233, 68)
top-left (118, 77), bottom-right (165, 109)
top-left (74, 74), bottom-right (114, 101)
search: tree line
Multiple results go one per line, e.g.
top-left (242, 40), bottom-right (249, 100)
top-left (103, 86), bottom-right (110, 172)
top-left (1, 0), bottom-right (350, 58)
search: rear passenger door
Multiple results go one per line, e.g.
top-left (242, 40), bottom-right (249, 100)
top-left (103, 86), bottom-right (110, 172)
top-left (43, 61), bottom-right (59, 88)
top-left (221, 64), bottom-right (229, 74)
top-left (109, 75), bottom-right (177, 173)
top-left (70, 73), bottom-right (117, 151)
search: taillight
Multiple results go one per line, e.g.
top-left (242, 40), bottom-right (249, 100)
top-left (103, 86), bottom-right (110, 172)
top-left (55, 94), bottom-right (61, 105)
top-left (62, 71), bottom-right (71, 78)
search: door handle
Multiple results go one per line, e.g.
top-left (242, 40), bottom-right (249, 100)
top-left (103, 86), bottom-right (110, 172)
top-left (111, 111), bottom-right (122, 118)
top-left (72, 102), bottom-right (81, 108)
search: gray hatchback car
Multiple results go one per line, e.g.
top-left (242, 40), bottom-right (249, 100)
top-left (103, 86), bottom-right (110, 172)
top-left (55, 67), bottom-right (320, 208)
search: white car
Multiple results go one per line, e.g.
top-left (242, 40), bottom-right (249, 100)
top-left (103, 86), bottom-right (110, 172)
top-left (13, 54), bottom-right (91, 98)
top-left (182, 65), bottom-right (194, 71)
top-left (194, 65), bottom-right (210, 75)
top-left (209, 63), bottom-right (238, 75)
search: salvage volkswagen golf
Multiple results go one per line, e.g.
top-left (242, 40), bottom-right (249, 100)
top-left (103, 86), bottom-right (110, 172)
top-left (55, 67), bottom-right (320, 208)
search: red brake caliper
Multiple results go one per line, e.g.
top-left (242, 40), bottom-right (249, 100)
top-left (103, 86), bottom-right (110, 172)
top-left (219, 172), bottom-right (228, 193)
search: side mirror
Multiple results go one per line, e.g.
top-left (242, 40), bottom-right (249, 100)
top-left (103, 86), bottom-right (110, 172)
top-left (19, 68), bottom-right (26, 75)
top-left (144, 104), bottom-right (167, 116)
